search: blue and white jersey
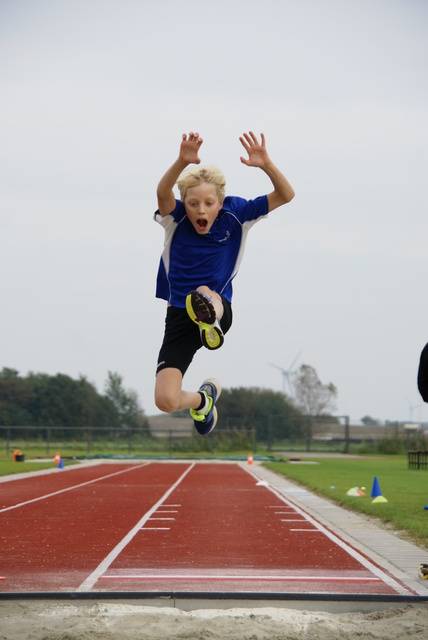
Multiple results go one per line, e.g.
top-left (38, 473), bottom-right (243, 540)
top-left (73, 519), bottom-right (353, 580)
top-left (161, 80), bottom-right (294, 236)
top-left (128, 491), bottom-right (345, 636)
top-left (154, 195), bottom-right (269, 308)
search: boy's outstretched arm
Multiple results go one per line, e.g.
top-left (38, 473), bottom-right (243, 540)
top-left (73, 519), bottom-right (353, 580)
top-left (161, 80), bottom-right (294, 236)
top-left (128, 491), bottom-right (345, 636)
top-left (157, 132), bottom-right (203, 216)
top-left (239, 131), bottom-right (295, 212)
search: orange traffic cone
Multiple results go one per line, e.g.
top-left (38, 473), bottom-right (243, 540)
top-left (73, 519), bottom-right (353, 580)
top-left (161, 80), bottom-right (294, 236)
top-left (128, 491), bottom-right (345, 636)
top-left (247, 453), bottom-right (254, 465)
top-left (54, 452), bottom-right (61, 464)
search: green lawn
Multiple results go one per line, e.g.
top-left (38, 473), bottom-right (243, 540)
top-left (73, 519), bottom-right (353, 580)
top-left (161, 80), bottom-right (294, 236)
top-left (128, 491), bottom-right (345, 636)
top-left (264, 456), bottom-right (428, 549)
top-left (0, 457), bottom-right (72, 475)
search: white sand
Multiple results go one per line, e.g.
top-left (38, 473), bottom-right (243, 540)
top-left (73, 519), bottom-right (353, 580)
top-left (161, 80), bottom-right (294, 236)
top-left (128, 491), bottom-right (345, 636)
top-left (1, 601), bottom-right (427, 639)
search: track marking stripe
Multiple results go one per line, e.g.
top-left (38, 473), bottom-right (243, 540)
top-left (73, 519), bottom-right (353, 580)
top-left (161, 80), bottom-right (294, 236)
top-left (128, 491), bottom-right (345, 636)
top-left (269, 505), bottom-right (295, 508)
top-left (280, 518), bottom-right (306, 522)
top-left (77, 462), bottom-right (195, 592)
top-left (99, 574), bottom-right (382, 583)
top-left (156, 510), bottom-right (178, 513)
top-left (0, 463), bottom-right (150, 514)
top-left (242, 464), bottom-right (412, 596)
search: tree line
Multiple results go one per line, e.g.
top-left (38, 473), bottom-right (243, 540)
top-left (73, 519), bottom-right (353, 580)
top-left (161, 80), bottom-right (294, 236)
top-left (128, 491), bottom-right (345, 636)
top-left (0, 363), bottom-right (338, 442)
top-left (216, 387), bottom-right (303, 442)
top-left (0, 368), bottom-right (149, 436)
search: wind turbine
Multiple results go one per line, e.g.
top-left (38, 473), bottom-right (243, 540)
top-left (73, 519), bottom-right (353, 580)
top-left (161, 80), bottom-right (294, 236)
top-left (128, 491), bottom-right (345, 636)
top-left (269, 350), bottom-right (302, 396)
top-left (405, 395), bottom-right (422, 422)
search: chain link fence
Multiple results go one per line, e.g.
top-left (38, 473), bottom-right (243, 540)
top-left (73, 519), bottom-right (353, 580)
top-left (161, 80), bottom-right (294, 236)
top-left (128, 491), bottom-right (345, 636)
top-left (0, 424), bottom-right (257, 458)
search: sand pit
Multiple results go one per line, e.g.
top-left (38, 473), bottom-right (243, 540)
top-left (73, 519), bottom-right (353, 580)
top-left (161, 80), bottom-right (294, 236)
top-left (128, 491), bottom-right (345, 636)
top-left (0, 601), bottom-right (427, 639)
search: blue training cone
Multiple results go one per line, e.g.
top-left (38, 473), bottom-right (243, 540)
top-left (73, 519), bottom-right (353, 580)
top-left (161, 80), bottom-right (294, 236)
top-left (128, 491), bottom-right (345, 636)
top-left (58, 458), bottom-right (64, 469)
top-left (371, 476), bottom-right (382, 498)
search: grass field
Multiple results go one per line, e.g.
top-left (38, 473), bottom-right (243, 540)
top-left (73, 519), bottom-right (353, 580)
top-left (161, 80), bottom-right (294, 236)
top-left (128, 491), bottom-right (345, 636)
top-left (265, 456), bottom-right (428, 549)
top-left (0, 457), bottom-right (72, 475)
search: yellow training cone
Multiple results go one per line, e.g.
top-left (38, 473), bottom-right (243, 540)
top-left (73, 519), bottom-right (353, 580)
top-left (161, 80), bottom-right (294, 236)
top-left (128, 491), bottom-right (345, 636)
top-left (347, 487), bottom-right (361, 496)
top-left (372, 495), bottom-right (388, 503)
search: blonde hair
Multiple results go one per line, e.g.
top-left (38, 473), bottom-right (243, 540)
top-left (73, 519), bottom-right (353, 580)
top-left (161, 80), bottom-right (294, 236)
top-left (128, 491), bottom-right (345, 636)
top-left (177, 165), bottom-right (226, 202)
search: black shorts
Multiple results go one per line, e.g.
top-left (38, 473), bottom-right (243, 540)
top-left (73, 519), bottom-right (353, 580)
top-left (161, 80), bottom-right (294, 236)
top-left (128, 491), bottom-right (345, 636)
top-left (156, 297), bottom-right (233, 376)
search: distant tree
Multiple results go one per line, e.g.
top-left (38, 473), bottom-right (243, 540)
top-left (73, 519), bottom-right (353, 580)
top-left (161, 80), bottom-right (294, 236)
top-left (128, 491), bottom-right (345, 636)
top-left (361, 415), bottom-right (380, 426)
top-left (25, 372), bottom-right (120, 434)
top-left (104, 372), bottom-right (127, 414)
top-left (0, 367), bottom-right (20, 380)
top-left (216, 386), bottom-right (303, 440)
top-left (104, 371), bottom-right (149, 430)
top-left (0, 368), bottom-right (33, 429)
top-left (32, 373), bottom-right (89, 427)
top-left (0, 368), bottom-right (149, 435)
top-left (291, 364), bottom-right (337, 416)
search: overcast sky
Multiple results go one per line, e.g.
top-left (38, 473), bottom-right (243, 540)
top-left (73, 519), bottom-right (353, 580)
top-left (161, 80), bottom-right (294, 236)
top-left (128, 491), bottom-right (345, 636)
top-left (1, 0), bottom-right (427, 424)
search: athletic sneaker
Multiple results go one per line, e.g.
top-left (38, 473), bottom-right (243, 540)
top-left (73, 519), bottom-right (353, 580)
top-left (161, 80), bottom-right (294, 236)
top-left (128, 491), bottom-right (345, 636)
top-left (419, 563), bottom-right (428, 580)
top-left (190, 378), bottom-right (222, 436)
top-left (186, 290), bottom-right (224, 350)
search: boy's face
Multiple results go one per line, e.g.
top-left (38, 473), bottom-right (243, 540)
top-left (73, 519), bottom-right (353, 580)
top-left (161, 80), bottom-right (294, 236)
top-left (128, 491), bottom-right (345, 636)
top-left (184, 182), bottom-right (223, 235)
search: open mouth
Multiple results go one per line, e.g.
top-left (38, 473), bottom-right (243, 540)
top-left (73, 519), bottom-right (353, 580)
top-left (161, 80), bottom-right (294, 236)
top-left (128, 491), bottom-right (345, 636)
top-left (197, 218), bottom-right (208, 231)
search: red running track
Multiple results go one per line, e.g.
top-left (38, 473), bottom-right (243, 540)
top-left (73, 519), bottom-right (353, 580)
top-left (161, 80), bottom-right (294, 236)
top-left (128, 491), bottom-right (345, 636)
top-left (0, 461), bottom-right (414, 595)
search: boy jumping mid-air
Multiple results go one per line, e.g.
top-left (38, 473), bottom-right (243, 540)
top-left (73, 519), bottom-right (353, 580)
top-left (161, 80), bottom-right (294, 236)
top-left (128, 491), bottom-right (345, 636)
top-left (154, 131), bottom-right (295, 435)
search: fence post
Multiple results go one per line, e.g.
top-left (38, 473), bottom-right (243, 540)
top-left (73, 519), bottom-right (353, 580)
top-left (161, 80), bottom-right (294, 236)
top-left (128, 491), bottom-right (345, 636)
top-left (268, 415), bottom-right (273, 452)
top-left (306, 416), bottom-right (312, 452)
top-left (7, 426), bottom-right (11, 455)
top-left (46, 428), bottom-right (51, 456)
top-left (344, 416), bottom-right (350, 454)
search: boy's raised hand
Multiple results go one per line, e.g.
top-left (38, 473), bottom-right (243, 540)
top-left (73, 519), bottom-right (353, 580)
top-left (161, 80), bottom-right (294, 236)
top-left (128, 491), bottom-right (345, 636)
top-left (239, 131), bottom-right (270, 168)
top-left (180, 131), bottom-right (203, 165)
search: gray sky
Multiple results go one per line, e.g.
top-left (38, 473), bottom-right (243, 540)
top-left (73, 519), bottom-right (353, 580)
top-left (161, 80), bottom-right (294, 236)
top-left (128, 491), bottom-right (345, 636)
top-left (1, 0), bottom-right (427, 424)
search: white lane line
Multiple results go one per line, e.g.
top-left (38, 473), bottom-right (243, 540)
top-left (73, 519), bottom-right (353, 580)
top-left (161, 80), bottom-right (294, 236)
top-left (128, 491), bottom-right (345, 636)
top-left (0, 463), bottom-right (150, 514)
top-left (100, 574), bottom-right (382, 583)
top-left (241, 463), bottom-right (412, 596)
top-left (77, 462), bottom-right (195, 592)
